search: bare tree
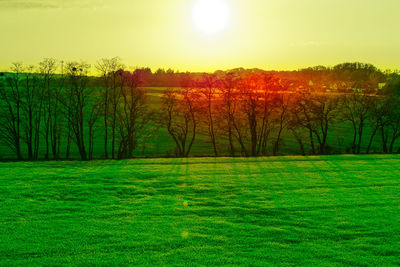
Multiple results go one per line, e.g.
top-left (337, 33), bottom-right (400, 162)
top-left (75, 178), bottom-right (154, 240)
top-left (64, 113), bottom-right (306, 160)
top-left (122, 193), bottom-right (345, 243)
top-left (259, 76), bottom-right (283, 155)
top-left (0, 63), bottom-right (24, 159)
top-left (160, 88), bottom-right (199, 157)
top-left (117, 70), bottom-right (148, 158)
top-left (293, 92), bottom-right (340, 154)
top-left (218, 72), bottom-right (238, 156)
top-left (200, 74), bottom-right (219, 156)
top-left (231, 74), bottom-right (280, 156)
top-left (292, 92), bottom-right (316, 154)
top-left (341, 89), bottom-right (374, 153)
top-left (374, 96), bottom-right (400, 153)
top-left (87, 98), bottom-right (101, 160)
top-left (310, 94), bottom-right (340, 154)
top-left (272, 92), bottom-right (290, 156)
top-left (20, 65), bottom-right (44, 160)
top-left (235, 74), bottom-right (262, 156)
top-left (287, 115), bottom-right (308, 156)
top-left (366, 97), bottom-right (385, 154)
top-left (62, 62), bottom-right (91, 160)
top-left (39, 58), bottom-right (59, 159)
top-left (96, 57), bottom-right (124, 159)
top-left (388, 104), bottom-right (400, 154)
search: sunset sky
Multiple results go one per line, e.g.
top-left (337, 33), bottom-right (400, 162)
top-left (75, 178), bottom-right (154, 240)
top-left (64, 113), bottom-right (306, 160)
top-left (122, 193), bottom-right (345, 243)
top-left (1, 0), bottom-right (399, 72)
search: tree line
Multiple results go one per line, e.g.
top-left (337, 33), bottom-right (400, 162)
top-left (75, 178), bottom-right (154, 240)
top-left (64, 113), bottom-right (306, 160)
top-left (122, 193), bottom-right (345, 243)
top-left (0, 59), bottom-right (399, 160)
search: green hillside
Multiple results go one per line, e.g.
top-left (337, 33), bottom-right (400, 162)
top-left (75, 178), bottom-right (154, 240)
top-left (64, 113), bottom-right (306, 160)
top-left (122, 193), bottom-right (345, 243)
top-left (1, 155), bottom-right (399, 265)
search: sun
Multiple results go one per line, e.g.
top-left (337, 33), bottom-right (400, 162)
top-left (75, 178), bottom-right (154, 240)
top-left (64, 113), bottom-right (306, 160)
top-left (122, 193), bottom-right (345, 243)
top-left (192, 0), bottom-right (231, 35)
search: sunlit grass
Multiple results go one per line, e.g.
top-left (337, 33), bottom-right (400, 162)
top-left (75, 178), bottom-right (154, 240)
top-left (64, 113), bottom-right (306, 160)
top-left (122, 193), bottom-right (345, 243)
top-left (0, 155), bottom-right (399, 265)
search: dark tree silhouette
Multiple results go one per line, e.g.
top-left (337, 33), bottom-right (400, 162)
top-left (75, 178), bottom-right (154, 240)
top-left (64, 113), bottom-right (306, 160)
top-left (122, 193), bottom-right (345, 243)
top-left (117, 70), bottom-right (148, 158)
top-left (160, 88), bottom-right (200, 157)
top-left (62, 62), bottom-right (91, 160)
top-left (96, 57), bottom-right (124, 159)
top-left (0, 63), bottom-right (24, 159)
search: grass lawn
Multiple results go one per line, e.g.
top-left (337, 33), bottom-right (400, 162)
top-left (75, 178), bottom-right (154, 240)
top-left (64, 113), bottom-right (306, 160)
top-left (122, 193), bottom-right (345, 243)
top-left (0, 155), bottom-right (399, 266)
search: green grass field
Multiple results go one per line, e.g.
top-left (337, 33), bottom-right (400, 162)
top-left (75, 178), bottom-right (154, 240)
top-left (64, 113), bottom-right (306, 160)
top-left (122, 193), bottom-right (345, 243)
top-left (1, 155), bottom-right (399, 265)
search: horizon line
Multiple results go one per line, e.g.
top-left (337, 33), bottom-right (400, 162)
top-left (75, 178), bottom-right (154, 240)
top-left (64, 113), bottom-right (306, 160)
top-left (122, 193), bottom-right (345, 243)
top-left (1, 61), bottom-right (399, 75)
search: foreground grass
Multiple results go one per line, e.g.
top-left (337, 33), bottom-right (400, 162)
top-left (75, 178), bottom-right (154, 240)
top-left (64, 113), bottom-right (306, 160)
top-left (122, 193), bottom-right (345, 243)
top-left (0, 155), bottom-right (399, 266)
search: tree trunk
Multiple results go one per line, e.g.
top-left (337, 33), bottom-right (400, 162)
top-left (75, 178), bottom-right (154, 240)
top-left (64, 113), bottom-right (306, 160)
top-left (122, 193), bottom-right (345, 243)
top-left (366, 126), bottom-right (378, 154)
top-left (356, 119), bottom-right (364, 154)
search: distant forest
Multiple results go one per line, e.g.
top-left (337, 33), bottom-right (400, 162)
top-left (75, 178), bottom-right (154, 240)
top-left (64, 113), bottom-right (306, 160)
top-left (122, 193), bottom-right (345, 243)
top-left (1, 58), bottom-right (399, 160)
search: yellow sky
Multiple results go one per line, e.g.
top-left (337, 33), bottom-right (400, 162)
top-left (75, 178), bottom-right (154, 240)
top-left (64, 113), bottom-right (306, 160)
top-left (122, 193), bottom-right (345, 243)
top-left (1, 0), bottom-right (399, 72)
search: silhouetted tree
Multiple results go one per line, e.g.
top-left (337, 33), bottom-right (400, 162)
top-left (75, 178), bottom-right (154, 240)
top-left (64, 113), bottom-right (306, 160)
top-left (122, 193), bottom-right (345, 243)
top-left (292, 91), bottom-right (340, 155)
top-left (96, 57), bottom-right (124, 159)
top-left (160, 88), bottom-right (199, 157)
top-left (20, 66), bottom-right (42, 160)
top-left (62, 62), bottom-right (91, 160)
top-left (39, 58), bottom-right (59, 159)
top-left (0, 63), bottom-right (24, 159)
top-left (218, 72), bottom-right (238, 156)
top-left (341, 89), bottom-right (374, 153)
top-left (117, 70), bottom-right (148, 158)
top-left (272, 92), bottom-right (290, 156)
top-left (200, 74), bottom-right (219, 156)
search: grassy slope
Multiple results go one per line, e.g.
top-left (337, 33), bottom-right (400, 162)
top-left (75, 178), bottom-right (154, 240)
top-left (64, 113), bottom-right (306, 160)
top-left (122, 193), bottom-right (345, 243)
top-left (0, 155), bottom-right (399, 266)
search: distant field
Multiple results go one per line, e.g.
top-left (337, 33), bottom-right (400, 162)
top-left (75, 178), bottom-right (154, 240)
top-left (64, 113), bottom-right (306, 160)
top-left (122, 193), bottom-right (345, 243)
top-left (1, 155), bottom-right (399, 265)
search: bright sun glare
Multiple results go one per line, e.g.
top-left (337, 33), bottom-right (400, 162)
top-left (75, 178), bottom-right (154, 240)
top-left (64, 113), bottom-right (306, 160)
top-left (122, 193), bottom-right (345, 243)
top-left (192, 0), bottom-right (231, 35)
